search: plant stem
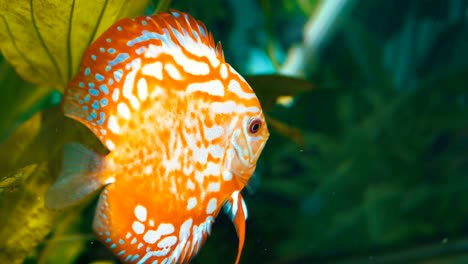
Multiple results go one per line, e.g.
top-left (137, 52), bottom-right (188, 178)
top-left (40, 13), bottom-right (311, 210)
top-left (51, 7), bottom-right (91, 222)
top-left (280, 0), bottom-right (357, 78)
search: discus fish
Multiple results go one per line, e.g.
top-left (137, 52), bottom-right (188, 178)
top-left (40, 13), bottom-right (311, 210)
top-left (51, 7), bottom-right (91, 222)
top-left (45, 10), bottom-right (269, 264)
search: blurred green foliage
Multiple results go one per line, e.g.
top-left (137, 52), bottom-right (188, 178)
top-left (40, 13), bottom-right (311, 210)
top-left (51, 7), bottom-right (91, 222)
top-left (0, 0), bottom-right (468, 263)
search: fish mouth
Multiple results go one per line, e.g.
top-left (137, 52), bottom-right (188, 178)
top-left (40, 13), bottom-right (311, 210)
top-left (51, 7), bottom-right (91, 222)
top-left (231, 148), bottom-right (256, 172)
top-left (250, 138), bottom-right (268, 162)
top-left (230, 146), bottom-right (257, 185)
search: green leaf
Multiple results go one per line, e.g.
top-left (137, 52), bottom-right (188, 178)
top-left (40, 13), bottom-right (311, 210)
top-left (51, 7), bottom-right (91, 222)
top-left (0, 110), bottom-right (42, 171)
top-left (296, 0), bottom-right (321, 15)
top-left (153, 0), bottom-right (173, 14)
top-left (0, 60), bottom-right (55, 140)
top-left (244, 74), bottom-right (312, 145)
top-left (245, 74), bottom-right (313, 112)
top-left (266, 116), bottom-right (305, 146)
top-left (0, 0), bottom-right (151, 89)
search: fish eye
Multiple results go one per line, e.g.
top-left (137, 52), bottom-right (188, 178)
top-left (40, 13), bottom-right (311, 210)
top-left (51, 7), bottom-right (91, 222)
top-left (248, 118), bottom-right (262, 134)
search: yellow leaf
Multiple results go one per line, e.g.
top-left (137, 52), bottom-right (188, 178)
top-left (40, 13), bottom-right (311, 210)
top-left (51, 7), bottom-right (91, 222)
top-left (0, 106), bottom-right (104, 263)
top-left (0, 164), bottom-right (37, 190)
top-left (0, 0), bottom-right (151, 89)
top-left (0, 163), bottom-right (60, 264)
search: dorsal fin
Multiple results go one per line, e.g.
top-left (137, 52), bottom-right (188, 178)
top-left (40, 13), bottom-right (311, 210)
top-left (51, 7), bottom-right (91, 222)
top-left (63, 10), bottom-right (224, 151)
top-left (164, 10), bottom-right (224, 58)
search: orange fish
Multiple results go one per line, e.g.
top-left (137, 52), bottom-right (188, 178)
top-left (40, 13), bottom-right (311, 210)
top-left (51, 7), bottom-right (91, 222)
top-left (45, 10), bottom-right (269, 264)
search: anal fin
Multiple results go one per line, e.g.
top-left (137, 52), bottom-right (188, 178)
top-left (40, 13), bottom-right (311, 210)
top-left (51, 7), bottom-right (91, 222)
top-left (45, 143), bottom-right (111, 209)
top-left (223, 191), bottom-right (248, 264)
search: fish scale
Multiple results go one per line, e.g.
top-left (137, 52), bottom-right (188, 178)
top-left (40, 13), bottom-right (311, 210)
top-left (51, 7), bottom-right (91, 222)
top-left (46, 10), bottom-right (269, 264)
top-left (65, 13), bottom-right (218, 150)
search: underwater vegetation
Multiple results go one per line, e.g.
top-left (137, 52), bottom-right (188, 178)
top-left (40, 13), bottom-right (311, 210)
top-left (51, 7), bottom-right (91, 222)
top-left (0, 0), bottom-right (467, 263)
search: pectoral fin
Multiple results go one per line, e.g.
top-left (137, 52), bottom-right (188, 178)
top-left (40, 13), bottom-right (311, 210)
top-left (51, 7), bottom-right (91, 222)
top-left (45, 143), bottom-right (112, 209)
top-left (223, 191), bottom-right (248, 264)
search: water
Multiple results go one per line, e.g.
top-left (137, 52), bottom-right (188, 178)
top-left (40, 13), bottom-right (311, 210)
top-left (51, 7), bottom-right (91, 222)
top-left (1, 0), bottom-right (468, 263)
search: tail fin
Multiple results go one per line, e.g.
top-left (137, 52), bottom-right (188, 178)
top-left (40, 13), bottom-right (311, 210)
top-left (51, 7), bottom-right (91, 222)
top-left (45, 143), bottom-right (111, 209)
